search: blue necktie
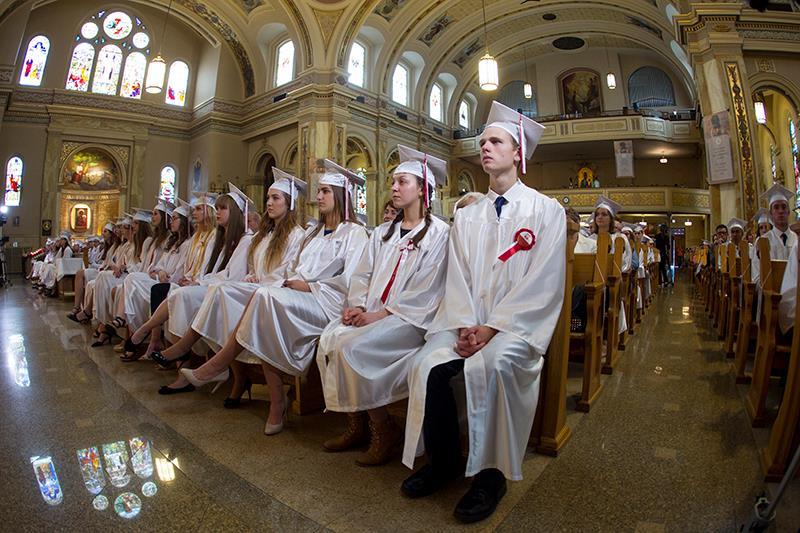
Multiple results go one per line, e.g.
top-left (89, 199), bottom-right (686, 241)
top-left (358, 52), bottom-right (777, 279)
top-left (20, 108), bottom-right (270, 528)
top-left (494, 196), bottom-right (507, 218)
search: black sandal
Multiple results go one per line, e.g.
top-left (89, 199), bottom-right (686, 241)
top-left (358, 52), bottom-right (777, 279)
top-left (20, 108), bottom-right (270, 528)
top-left (111, 316), bottom-right (127, 329)
top-left (90, 332), bottom-right (113, 347)
top-left (150, 350), bottom-right (191, 369)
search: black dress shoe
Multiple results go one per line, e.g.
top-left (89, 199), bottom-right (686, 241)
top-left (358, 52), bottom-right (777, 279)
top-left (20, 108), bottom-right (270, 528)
top-left (453, 469), bottom-right (507, 524)
top-left (158, 383), bottom-right (195, 395)
top-left (401, 463), bottom-right (462, 499)
top-left (151, 350), bottom-right (191, 369)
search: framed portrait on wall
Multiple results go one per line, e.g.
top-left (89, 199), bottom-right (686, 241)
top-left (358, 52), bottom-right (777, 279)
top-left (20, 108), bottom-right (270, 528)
top-left (70, 203), bottom-right (92, 233)
top-left (560, 69), bottom-right (603, 116)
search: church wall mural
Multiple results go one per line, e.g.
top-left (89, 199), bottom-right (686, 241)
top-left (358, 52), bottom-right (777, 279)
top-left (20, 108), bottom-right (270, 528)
top-left (560, 69), bottom-right (603, 116)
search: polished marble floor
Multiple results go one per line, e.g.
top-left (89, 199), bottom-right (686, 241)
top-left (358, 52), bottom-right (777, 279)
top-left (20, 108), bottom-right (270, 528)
top-left (0, 275), bottom-right (796, 531)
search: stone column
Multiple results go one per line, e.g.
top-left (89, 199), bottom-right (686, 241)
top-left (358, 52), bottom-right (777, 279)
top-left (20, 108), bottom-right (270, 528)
top-left (676, 4), bottom-right (762, 223)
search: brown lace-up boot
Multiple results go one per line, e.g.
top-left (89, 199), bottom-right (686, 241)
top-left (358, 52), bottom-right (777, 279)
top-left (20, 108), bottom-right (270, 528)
top-left (322, 412), bottom-right (369, 452)
top-left (355, 418), bottom-right (402, 467)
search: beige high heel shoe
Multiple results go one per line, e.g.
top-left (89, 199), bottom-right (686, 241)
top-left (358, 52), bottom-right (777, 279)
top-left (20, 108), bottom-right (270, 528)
top-left (264, 389), bottom-right (289, 436)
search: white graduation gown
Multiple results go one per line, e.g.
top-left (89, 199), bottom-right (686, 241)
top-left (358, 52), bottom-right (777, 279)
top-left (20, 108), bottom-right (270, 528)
top-left (93, 241), bottom-right (134, 323)
top-left (41, 247), bottom-right (73, 288)
top-left (166, 234), bottom-right (253, 339)
top-left (235, 222), bottom-right (370, 376)
top-left (318, 217), bottom-right (450, 412)
top-left (779, 242), bottom-right (798, 334)
top-left (191, 227), bottom-right (305, 353)
top-left (577, 232), bottom-right (631, 333)
top-left (123, 239), bottom-right (192, 330)
top-left (402, 181), bottom-right (566, 481)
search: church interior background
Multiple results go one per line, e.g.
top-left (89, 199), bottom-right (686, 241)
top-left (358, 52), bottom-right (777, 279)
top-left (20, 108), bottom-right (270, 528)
top-left (3, 0), bottom-right (800, 530)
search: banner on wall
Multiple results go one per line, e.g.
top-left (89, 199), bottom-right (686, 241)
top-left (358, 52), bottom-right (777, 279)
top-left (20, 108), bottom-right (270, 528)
top-left (614, 140), bottom-right (634, 178)
top-left (703, 110), bottom-right (736, 184)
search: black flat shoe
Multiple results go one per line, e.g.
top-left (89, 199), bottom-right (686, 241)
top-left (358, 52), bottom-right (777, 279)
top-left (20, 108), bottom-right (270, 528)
top-left (401, 463), bottom-right (462, 499)
top-left (223, 383), bottom-right (252, 409)
top-left (453, 470), bottom-right (507, 524)
top-left (150, 350), bottom-right (191, 369)
top-left (122, 336), bottom-right (146, 358)
top-left (157, 384), bottom-right (195, 395)
top-left (90, 333), bottom-right (113, 347)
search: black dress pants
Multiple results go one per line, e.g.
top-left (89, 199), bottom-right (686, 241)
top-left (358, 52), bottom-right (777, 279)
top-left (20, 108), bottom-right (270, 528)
top-left (150, 283), bottom-right (171, 314)
top-left (423, 358), bottom-right (465, 474)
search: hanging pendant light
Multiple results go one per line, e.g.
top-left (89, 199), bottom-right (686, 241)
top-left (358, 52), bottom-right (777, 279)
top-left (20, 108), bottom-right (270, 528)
top-left (754, 93), bottom-right (767, 124)
top-left (478, 0), bottom-right (498, 91)
top-left (605, 46), bottom-right (616, 90)
top-left (522, 46), bottom-right (533, 99)
top-left (146, 0), bottom-right (174, 94)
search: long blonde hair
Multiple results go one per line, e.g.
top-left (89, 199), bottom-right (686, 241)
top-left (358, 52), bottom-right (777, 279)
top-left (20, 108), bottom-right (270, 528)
top-left (248, 191), bottom-right (300, 274)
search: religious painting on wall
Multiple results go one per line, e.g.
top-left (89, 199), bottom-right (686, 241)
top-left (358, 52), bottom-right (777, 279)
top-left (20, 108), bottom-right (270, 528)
top-left (561, 70), bottom-right (602, 116)
top-left (703, 110), bottom-right (735, 185)
top-left (62, 149), bottom-right (120, 190)
top-left (70, 204), bottom-right (92, 232)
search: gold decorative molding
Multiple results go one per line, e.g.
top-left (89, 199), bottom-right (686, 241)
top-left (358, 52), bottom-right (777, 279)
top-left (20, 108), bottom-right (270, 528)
top-left (673, 191), bottom-right (710, 209)
top-left (725, 61), bottom-right (757, 220)
top-left (545, 187), bottom-right (711, 214)
top-left (313, 8), bottom-right (345, 52)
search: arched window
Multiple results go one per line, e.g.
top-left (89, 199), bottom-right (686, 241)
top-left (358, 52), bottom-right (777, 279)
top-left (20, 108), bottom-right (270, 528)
top-left (166, 61), bottom-right (189, 107)
top-left (159, 166), bottom-right (176, 203)
top-left (628, 67), bottom-right (676, 108)
top-left (66, 43), bottom-right (95, 92)
top-left (392, 64), bottom-right (409, 106)
top-left (92, 44), bottom-right (123, 95)
top-left (4, 156), bottom-right (23, 207)
top-left (429, 83), bottom-right (443, 122)
top-left (790, 117), bottom-right (800, 209)
top-left (65, 9), bottom-right (166, 101)
top-left (19, 35), bottom-right (50, 87)
top-left (355, 169), bottom-right (368, 220)
top-left (120, 52), bottom-right (146, 99)
top-left (498, 80), bottom-right (537, 117)
top-left (276, 41), bottom-right (295, 86)
top-left (458, 100), bottom-right (471, 129)
top-left (348, 42), bottom-right (366, 87)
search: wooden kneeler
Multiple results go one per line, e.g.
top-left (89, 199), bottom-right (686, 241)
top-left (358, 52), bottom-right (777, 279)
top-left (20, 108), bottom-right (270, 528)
top-left (761, 248), bottom-right (800, 481)
top-left (531, 220), bottom-right (578, 455)
top-left (734, 241), bottom-right (758, 383)
top-left (570, 233), bottom-right (609, 412)
top-left (602, 237), bottom-right (624, 374)
top-left (746, 238), bottom-right (788, 427)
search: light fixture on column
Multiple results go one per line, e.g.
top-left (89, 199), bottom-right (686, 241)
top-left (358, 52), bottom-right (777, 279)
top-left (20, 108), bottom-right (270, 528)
top-left (146, 0), bottom-right (174, 94)
top-left (659, 153), bottom-right (668, 164)
top-left (754, 93), bottom-right (767, 124)
top-left (605, 46), bottom-right (617, 90)
top-left (523, 46), bottom-right (532, 99)
top-left (478, 0), bottom-right (498, 91)
top-left (684, 220), bottom-right (692, 227)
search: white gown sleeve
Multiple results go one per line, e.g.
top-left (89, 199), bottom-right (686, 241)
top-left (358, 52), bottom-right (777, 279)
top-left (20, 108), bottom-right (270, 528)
top-left (200, 234), bottom-right (253, 285)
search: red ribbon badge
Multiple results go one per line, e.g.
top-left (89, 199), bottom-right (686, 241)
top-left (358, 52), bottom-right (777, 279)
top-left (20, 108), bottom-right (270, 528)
top-left (498, 228), bottom-right (536, 263)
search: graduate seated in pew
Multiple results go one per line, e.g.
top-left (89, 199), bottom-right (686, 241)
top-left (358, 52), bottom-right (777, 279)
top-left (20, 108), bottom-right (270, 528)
top-left (173, 160), bottom-right (369, 432)
top-left (127, 188), bottom-right (252, 392)
top-left (752, 185), bottom-right (796, 286)
top-left (317, 146), bottom-right (450, 466)
top-left (400, 102), bottom-right (565, 524)
top-left (29, 238), bottom-right (55, 282)
top-left (68, 224), bottom-right (119, 323)
top-left (453, 192), bottom-right (485, 212)
top-left (779, 242), bottom-right (798, 339)
top-left (140, 171), bottom-right (305, 399)
top-left (382, 199), bottom-right (399, 223)
top-left (38, 232), bottom-right (74, 296)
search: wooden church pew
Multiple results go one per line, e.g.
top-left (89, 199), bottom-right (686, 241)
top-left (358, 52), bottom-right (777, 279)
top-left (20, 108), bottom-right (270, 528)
top-left (745, 238), bottom-right (789, 427)
top-left (760, 248), bottom-right (800, 481)
top-left (531, 219), bottom-right (579, 455)
top-left (570, 233), bottom-right (609, 412)
top-left (602, 236), bottom-right (624, 374)
top-left (717, 243), bottom-right (731, 340)
top-left (723, 242), bottom-right (744, 359)
top-left (734, 241), bottom-right (759, 383)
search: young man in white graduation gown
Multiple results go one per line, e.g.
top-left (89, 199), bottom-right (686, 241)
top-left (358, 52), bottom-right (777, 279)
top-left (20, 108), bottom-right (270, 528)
top-left (401, 102), bottom-right (566, 523)
top-left (752, 184), bottom-right (797, 285)
top-left (318, 146), bottom-right (450, 466)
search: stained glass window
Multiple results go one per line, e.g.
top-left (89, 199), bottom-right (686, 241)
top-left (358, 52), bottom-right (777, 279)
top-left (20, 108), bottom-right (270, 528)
top-left (429, 83), bottom-right (443, 122)
top-left (276, 41), bottom-right (295, 86)
top-left (120, 52), bottom-right (146, 99)
top-left (159, 166), bottom-right (176, 203)
top-left (459, 100), bottom-right (470, 129)
top-left (348, 42), bottom-right (365, 87)
top-left (92, 44), bottom-right (123, 95)
top-left (355, 169), bottom-right (367, 218)
top-left (5, 156), bottom-right (23, 207)
top-left (81, 22), bottom-right (99, 39)
top-left (165, 61), bottom-right (189, 107)
top-left (19, 36), bottom-right (49, 87)
top-left (103, 11), bottom-right (133, 40)
top-left (791, 118), bottom-right (800, 209)
top-left (392, 64), bottom-right (408, 106)
top-left (66, 43), bottom-right (95, 92)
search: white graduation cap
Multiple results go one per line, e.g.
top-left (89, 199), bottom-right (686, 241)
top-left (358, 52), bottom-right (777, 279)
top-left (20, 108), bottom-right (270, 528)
top-left (727, 217), bottom-right (746, 231)
top-left (103, 221), bottom-right (115, 232)
top-left (621, 223), bottom-right (635, 234)
top-left (395, 145), bottom-right (447, 209)
top-left (761, 183), bottom-right (793, 208)
top-left (225, 183), bottom-right (255, 230)
top-left (753, 208), bottom-right (771, 226)
top-left (87, 235), bottom-right (100, 242)
top-left (319, 159), bottom-right (367, 222)
top-left (59, 231), bottom-right (72, 240)
top-left (483, 101), bottom-right (546, 175)
top-left (642, 235), bottom-right (654, 243)
top-left (634, 223), bottom-right (646, 232)
top-left (173, 198), bottom-right (191, 218)
top-left (133, 208), bottom-right (153, 223)
top-left (45, 238), bottom-right (55, 245)
top-left (191, 191), bottom-right (219, 209)
top-left (594, 195), bottom-right (622, 218)
top-left (117, 215), bottom-right (133, 226)
top-left (154, 196), bottom-right (172, 214)
top-left (271, 168), bottom-right (307, 211)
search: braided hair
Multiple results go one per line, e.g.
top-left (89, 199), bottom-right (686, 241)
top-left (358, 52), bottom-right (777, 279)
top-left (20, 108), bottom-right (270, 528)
top-left (382, 177), bottom-right (432, 248)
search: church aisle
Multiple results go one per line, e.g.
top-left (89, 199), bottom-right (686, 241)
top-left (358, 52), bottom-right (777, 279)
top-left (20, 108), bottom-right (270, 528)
top-left (1, 278), bottom-right (795, 531)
